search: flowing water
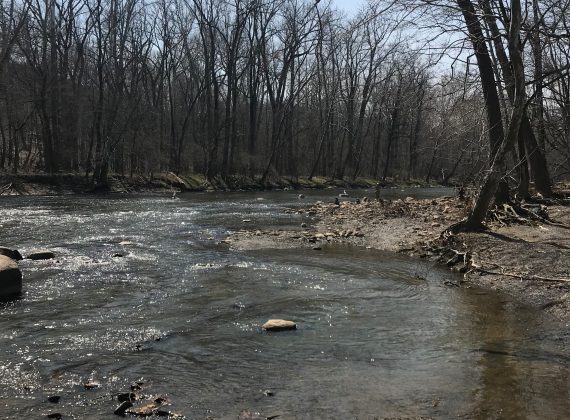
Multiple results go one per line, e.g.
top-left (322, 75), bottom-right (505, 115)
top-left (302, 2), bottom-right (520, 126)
top-left (0, 189), bottom-right (568, 419)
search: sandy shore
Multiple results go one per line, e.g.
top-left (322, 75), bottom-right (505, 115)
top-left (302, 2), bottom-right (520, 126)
top-left (228, 195), bottom-right (570, 324)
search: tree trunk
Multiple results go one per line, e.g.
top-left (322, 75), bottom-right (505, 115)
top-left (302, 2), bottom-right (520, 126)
top-left (457, 0), bottom-right (504, 159)
top-left (462, 0), bottom-right (525, 230)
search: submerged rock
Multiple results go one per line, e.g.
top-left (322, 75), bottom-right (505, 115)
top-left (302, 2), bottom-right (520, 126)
top-left (27, 250), bottom-right (55, 260)
top-left (238, 409), bottom-right (265, 420)
top-left (0, 255), bottom-right (22, 297)
top-left (238, 409), bottom-right (280, 420)
top-left (262, 319), bottom-right (297, 331)
top-left (0, 246), bottom-right (23, 261)
top-left (47, 396), bottom-right (61, 404)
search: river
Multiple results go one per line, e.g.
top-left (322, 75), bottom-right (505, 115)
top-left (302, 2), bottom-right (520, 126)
top-left (0, 189), bottom-right (569, 419)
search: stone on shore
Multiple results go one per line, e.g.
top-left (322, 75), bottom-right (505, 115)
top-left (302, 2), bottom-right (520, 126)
top-left (0, 246), bottom-right (23, 261)
top-left (262, 319), bottom-right (297, 331)
top-left (0, 255), bottom-right (22, 297)
top-left (27, 250), bottom-right (55, 260)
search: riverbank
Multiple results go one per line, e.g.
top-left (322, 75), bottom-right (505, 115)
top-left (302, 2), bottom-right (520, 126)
top-left (228, 193), bottom-right (570, 324)
top-left (0, 172), bottom-right (436, 195)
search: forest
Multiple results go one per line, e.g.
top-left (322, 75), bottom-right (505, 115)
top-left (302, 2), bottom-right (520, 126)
top-left (0, 0), bottom-right (569, 201)
top-left (2, 1), bottom-right (570, 417)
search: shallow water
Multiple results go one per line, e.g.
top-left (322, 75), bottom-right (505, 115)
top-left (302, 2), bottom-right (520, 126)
top-left (0, 189), bottom-right (568, 419)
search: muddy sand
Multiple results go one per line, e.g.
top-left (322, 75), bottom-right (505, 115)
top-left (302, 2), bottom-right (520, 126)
top-left (228, 195), bottom-right (570, 324)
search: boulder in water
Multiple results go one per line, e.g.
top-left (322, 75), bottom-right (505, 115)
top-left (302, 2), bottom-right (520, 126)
top-left (262, 319), bottom-right (297, 331)
top-left (27, 250), bottom-right (55, 260)
top-left (0, 247), bottom-right (23, 261)
top-left (0, 255), bottom-right (22, 298)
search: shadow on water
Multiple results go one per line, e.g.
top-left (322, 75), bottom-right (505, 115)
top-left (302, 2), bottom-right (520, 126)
top-left (0, 190), bottom-right (568, 419)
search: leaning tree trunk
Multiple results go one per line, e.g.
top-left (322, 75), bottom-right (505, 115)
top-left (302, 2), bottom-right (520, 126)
top-left (457, 0), bottom-right (504, 160)
top-left (462, 0), bottom-right (526, 230)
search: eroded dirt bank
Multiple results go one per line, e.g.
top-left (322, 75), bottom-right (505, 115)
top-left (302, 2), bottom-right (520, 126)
top-left (228, 195), bottom-right (570, 324)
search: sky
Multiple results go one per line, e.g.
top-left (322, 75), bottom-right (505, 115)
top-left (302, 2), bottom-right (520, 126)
top-left (331, 0), bottom-right (365, 15)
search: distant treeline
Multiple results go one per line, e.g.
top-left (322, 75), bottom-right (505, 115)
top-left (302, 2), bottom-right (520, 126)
top-left (0, 0), bottom-right (568, 189)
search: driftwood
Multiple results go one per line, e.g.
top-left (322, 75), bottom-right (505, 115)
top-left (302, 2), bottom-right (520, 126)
top-left (469, 258), bottom-right (570, 283)
top-left (486, 202), bottom-right (570, 230)
top-left (472, 267), bottom-right (570, 283)
top-left (436, 242), bottom-right (570, 283)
